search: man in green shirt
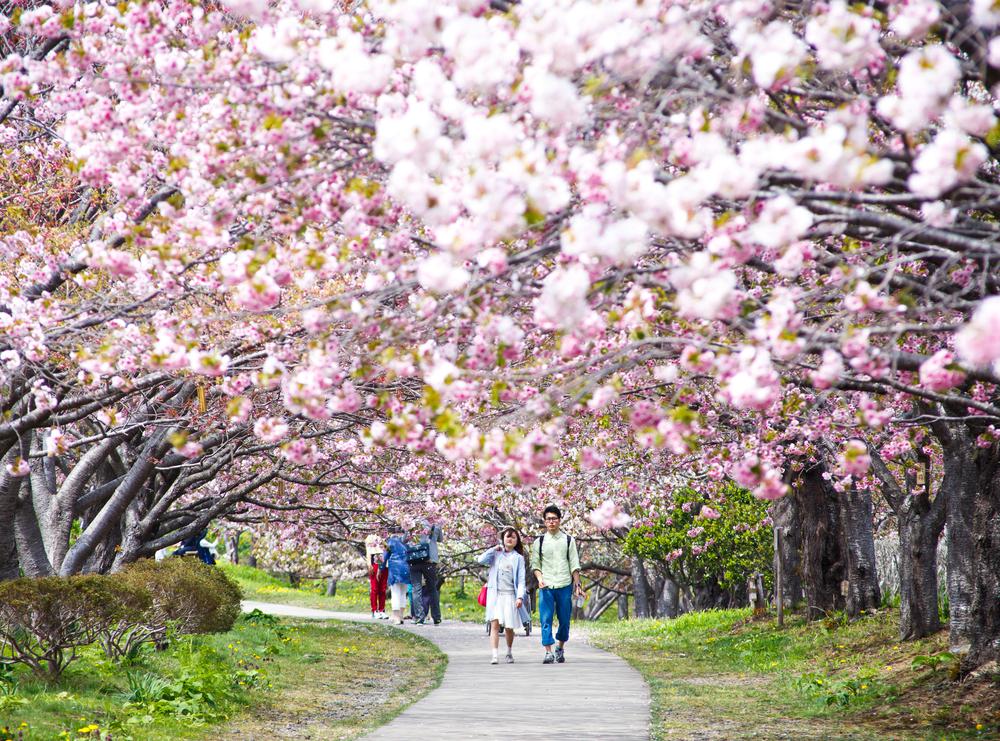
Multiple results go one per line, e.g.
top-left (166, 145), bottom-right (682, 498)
top-left (530, 505), bottom-right (584, 664)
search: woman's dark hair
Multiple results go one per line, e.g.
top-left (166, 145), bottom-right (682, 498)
top-left (543, 504), bottom-right (562, 520)
top-left (500, 527), bottom-right (525, 558)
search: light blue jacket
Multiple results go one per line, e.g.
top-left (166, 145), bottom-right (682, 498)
top-left (478, 547), bottom-right (531, 625)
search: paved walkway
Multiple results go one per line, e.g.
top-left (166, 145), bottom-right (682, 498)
top-left (242, 600), bottom-right (650, 741)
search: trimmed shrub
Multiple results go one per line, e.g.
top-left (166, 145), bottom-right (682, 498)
top-left (0, 575), bottom-right (145, 679)
top-left (96, 579), bottom-right (154, 662)
top-left (117, 558), bottom-right (243, 636)
top-left (0, 561), bottom-right (242, 679)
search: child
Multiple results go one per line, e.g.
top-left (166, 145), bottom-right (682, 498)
top-left (365, 534), bottom-right (388, 619)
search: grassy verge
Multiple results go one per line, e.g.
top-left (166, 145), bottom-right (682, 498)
top-left (216, 617), bottom-right (446, 740)
top-left (586, 608), bottom-right (999, 741)
top-left (0, 610), bottom-right (445, 741)
top-left (225, 564), bottom-right (487, 623)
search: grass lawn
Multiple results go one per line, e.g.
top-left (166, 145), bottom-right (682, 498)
top-left (224, 563), bottom-right (488, 623)
top-left (215, 617), bottom-right (446, 740)
top-left (586, 608), bottom-right (999, 741)
top-left (0, 609), bottom-right (445, 741)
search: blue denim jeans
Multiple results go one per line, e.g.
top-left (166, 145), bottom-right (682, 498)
top-left (538, 584), bottom-right (572, 647)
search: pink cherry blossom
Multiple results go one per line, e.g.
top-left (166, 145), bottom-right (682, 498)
top-left (919, 349), bottom-right (967, 392)
top-left (955, 296), bottom-right (1000, 367)
top-left (254, 417), bottom-right (290, 443)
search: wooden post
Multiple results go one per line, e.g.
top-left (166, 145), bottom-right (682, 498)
top-left (774, 526), bottom-right (784, 627)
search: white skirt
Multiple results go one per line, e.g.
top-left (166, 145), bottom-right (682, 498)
top-left (487, 590), bottom-right (521, 629)
top-left (389, 582), bottom-right (407, 612)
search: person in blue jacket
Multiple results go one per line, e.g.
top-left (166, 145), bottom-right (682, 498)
top-left (383, 530), bottom-right (411, 625)
top-left (478, 527), bottom-right (531, 664)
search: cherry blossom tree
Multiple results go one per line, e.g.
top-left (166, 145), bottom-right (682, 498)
top-left (3, 0), bottom-right (1000, 672)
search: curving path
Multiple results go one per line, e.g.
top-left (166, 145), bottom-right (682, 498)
top-left (243, 600), bottom-right (650, 741)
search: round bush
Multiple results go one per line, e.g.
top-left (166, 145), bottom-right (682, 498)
top-left (117, 557), bottom-right (243, 635)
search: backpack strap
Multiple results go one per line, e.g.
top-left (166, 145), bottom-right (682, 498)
top-left (537, 533), bottom-right (573, 573)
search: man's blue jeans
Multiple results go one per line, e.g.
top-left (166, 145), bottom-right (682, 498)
top-left (538, 584), bottom-right (573, 646)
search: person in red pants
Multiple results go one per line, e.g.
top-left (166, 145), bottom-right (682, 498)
top-left (366, 534), bottom-right (388, 619)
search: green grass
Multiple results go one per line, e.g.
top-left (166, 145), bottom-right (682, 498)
top-left (225, 564), bottom-right (488, 623)
top-left (217, 618), bottom-right (446, 740)
top-left (587, 608), bottom-right (997, 741)
top-left (0, 610), bottom-right (445, 741)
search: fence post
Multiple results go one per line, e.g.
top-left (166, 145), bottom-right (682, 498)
top-left (774, 526), bottom-right (784, 627)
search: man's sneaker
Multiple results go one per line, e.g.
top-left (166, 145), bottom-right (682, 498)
top-left (491, 655), bottom-right (499, 665)
top-left (555, 647), bottom-right (565, 663)
top-left (543, 652), bottom-right (555, 664)
top-left (414, 619), bottom-right (426, 625)
top-left (433, 619), bottom-right (442, 625)
top-left (505, 654), bottom-right (515, 664)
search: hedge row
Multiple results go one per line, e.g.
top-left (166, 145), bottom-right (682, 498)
top-left (0, 559), bottom-right (242, 679)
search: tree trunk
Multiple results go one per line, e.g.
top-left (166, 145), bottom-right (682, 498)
top-left (691, 577), bottom-right (733, 611)
top-left (867, 443), bottom-right (946, 641)
top-left (82, 525), bottom-right (123, 574)
top-left (60, 428), bottom-right (172, 575)
top-left (929, 413), bottom-right (1000, 668)
top-left (0, 444), bottom-right (23, 580)
top-left (897, 496), bottom-right (944, 640)
top-left (13, 487), bottom-right (54, 577)
top-left (838, 484), bottom-right (881, 617)
top-left (794, 463), bottom-right (846, 619)
top-left (245, 531), bottom-right (257, 568)
top-left (226, 532), bottom-right (240, 564)
top-left (770, 494), bottom-right (803, 607)
top-left (649, 562), bottom-right (679, 618)
top-left (630, 556), bottom-right (652, 618)
top-left (932, 421), bottom-right (981, 655)
top-left (617, 593), bottom-right (629, 620)
top-left (966, 458), bottom-right (1000, 671)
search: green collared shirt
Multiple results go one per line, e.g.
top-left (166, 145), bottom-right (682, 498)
top-left (530, 531), bottom-right (580, 589)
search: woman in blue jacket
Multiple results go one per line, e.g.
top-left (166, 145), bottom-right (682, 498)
top-left (383, 532), bottom-right (411, 625)
top-left (478, 527), bottom-right (531, 664)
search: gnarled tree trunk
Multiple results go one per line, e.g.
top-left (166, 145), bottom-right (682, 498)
top-left (794, 463), bottom-right (846, 619)
top-left (966, 459), bottom-right (1000, 671)
top-left (838, 484), bottom-right (881, 617)
top-left (931, 419), bottom-right (985, 655)
top-left (630, 555), bottom-right (652, 618)
top-left (649, 561), bottom-right (680, 618)
top-left (868, 444), bottom-right (946, 640)
top-left (930, 414), bottom-right (1000, 671)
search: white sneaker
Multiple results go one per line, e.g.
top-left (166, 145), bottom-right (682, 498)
top-left (490, 655), bottom-right (499, 665)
